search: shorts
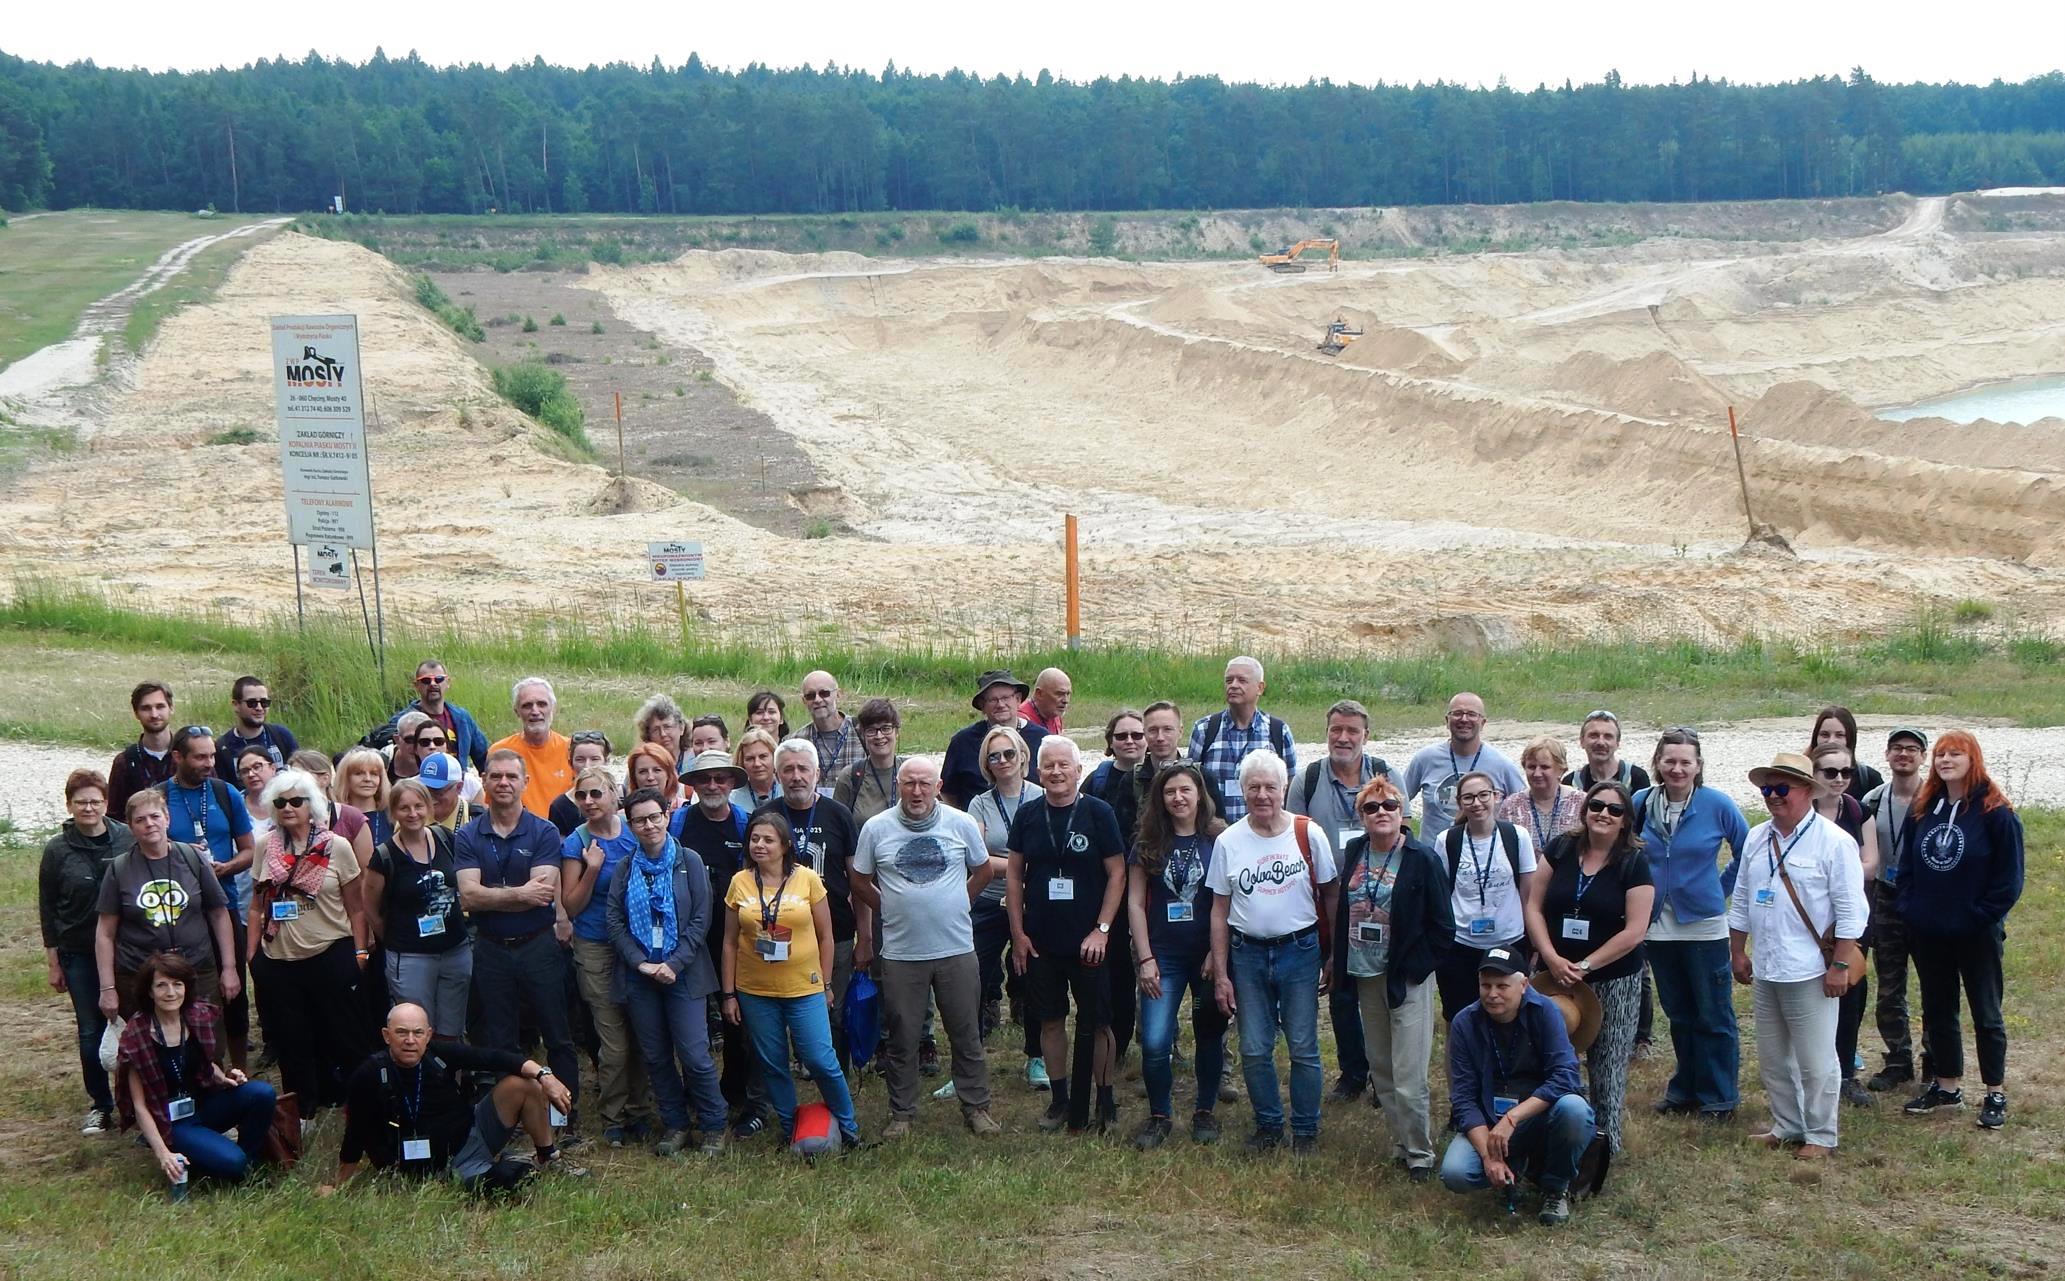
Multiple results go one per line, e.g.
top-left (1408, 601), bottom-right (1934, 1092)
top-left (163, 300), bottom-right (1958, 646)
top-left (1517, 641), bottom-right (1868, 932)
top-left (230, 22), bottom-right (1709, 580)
top-left (1026, 952), bottom-right (1110, 1026)
top-left (450, 1092), bottom-right (515, 1185)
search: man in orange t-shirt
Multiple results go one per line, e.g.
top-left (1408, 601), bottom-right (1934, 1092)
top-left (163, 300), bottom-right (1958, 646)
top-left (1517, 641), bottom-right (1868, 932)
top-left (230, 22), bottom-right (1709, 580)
top-left (489, 676), bottom-right (571, 818)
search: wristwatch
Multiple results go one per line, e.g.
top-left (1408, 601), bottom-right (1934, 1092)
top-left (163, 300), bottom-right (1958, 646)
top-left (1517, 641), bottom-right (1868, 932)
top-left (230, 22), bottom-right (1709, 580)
top-left (533, 1067), bottom-right (553, 1080)
top-left (1096, 921), bottom-right (1111, 935)
top-left (1576, 960), bottom-right (1592, 974)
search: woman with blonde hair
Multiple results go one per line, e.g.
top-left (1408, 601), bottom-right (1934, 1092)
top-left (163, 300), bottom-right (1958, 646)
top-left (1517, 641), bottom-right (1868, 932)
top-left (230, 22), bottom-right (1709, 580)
top-left (966, 724), bottom-right (1037, 1066)
top-left (1498, 736), bottom-right (1586, 852)
top-left (730, 727), bottom-right (783, 811)
top-left (336, 748), bottom-right (392, 847)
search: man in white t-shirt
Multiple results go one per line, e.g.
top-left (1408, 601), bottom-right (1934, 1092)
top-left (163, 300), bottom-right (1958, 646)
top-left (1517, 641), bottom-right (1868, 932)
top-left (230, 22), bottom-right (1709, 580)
top-left (1208, 752), bottom-right (1339, 1155)
top-left (851, 758), bottom-right (1001, 1140)
top-left (1430, 771), bottom-right (1539, 1024)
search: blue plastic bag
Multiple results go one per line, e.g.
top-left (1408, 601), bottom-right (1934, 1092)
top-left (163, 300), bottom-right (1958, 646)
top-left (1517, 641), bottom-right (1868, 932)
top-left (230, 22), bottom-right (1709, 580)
top-left (842, 968), bottom-right (881, 1069)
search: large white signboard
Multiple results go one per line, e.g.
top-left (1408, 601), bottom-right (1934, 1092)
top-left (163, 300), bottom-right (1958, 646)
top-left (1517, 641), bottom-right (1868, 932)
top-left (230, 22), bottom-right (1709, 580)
top-left (272, 315), bottom-right (375, 549)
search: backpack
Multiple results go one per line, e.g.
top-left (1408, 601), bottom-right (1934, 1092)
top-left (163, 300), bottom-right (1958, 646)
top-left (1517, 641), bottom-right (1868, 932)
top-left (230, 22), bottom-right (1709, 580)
top-left (359, 722), bottom-right (399, 752)
top-left (1300, 757), bottom-right (1390, 812)
top-left (1289, 816), bottom-right (1331, 955)
top-left (1197, 711), bottom-right (1291, 764)
top-left (1444, 821), bottom-right (1523, 888)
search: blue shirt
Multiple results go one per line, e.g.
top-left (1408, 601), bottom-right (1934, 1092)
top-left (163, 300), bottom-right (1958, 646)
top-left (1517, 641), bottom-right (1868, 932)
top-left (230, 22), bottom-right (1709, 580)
top-left (454, 810), bottom-right (562, 937)
top-left (160, 778), bottom-right (254, 912)
top-left (561, 824), bottom-right (642, 943)
top-left (1446, 987), bottom-right (1583, 1136)
top-left (1630, 785), bottom-right (1748, 923)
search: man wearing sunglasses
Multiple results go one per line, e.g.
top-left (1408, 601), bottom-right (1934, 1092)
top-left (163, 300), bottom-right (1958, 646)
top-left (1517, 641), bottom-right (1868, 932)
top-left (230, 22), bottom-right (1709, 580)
top-left (1727, 752), bottom-right (1867, 1161)
top-left (213, 677), bottom-right (300, 784)
top-left (386, 659), bottom-right (490, 776)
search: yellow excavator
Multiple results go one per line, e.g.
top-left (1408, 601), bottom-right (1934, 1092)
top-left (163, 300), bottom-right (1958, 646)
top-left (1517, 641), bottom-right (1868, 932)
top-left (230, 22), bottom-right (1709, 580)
top-left (1259, 238), bottom-right (1341, 273)
top-left (1316, 314), bottom-right (1363, 355)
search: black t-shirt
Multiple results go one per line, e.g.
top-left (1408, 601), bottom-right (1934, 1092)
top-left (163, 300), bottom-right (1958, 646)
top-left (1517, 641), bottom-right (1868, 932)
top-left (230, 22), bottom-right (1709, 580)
top-left (754, 798), bottom-right (859, 942)
top-left (1488, 1016), bottom-right (1545, 1100)
top-left (339, 1041), bottom-right (527, 1171)
top-left (1129, 832), bottom-right (1215, 959)
top-left (677, 804), bottom-right (749, 949)
top-left (157, 1036), bottom-right (203, 1100)
top-left (370, 830), bottom-right (468, 954)
top-left (1009, 794), bottom-right (1125, 956)
top-left (547, 794), bottom-right (583, 840)
top-left (1538, 835), bottom-right (1654, 982)
top-left (1565, 761), bottom-right (1653, 793)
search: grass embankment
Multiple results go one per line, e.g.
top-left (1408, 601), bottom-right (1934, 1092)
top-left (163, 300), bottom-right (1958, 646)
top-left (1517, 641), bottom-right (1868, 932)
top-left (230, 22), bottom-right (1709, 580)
top-left (119, 223), bottom-right (282, 355)
top-left (0, 784), bottom-right (2058, 1280)
top-left (0, 581), bottom-right (2059, 756)
top-left (0, 211), bottom-right (261, 369)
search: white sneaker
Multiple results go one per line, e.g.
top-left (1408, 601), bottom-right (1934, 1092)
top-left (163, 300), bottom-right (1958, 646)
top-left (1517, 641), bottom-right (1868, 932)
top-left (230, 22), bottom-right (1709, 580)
top-left (81, 1108), bottom-right (111, 1135)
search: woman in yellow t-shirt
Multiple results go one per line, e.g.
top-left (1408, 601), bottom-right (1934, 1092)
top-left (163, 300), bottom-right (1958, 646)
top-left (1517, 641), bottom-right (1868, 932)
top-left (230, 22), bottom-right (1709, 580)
top-left (720, 812), bottom-right (858, 1148)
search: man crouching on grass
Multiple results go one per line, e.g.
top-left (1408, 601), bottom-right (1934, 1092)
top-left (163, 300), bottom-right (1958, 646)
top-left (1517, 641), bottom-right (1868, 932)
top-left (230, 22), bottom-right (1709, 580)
top-left (319, 1003), bottom-right (585, 1195)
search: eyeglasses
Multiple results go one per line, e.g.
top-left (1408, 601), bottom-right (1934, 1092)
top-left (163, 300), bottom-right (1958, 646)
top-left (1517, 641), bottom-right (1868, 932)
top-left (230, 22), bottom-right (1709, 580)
top-left (1817, 767), bottom-right (1854, 780)
top-left (271, 795), bottom-right (310, 809)
top-left (574, 788), bottom-right (609, 801)
top-left (416, 674), bottom-right (447, 685)
top-left (1111, 731), bottom-right (1146, 742)
top-left (1759, 783), bottom-right (1794, 799)
top-left (861, 724), bottom-right (897, 736)
top-left (628, 812), bottom-right (668, 828)
top-left (1447, 711), bottom-right (1485, 722)
top-left (1585, 799), bottom-right (1628, 817)
top-left (241, 697), bottom-right (272, 709)
top-left (1359, 799), bottom-right (1403, 815)
top-left (985, 751), bottom-right (1017, 764)
top-left (1458, 790), bottom-right (1495, 804)
top-left (1887, 743), bottom-right (1923, 753)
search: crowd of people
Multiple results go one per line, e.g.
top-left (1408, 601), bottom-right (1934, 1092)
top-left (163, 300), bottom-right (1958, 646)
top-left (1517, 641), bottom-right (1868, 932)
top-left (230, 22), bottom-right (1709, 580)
top-left (37, 659), bottom-right (2028, 1224)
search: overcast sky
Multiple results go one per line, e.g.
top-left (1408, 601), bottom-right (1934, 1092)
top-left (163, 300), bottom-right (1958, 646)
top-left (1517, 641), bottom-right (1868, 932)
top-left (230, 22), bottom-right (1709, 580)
top-left (9, 0), bottom-right (2062, 87)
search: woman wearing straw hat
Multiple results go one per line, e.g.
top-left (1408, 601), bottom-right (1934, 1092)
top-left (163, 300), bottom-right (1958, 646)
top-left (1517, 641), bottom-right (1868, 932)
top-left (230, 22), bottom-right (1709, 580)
top-left (1727, 752), bottom-right (1867, 1161)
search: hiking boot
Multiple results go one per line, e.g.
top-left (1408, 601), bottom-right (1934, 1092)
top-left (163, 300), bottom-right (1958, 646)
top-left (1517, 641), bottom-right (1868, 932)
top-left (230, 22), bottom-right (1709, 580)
top-left (1538, 1191), bottom-right (1572, 1226)
top-left (1026, 1057), bottom-right (1051, 1091)
top-left (1037, 1101), bottom-right (1070, 1133)
top-left (1905, 1084), bottom-right (1964, 1115)
top-left (965, 1108), bottom-right (1001, 1136)
top-left (1243, 1127), bottom-right (1283, 1155)
top-left (1978, 1092), bottom-right (2008, 1129)
top-left (535, 1149), bottom-right (588, 1177)
top-left (1866, 1066), bottom-right (1914, 1093)
top-left (1289, 1133), bottom-right (1318, 1157)
top-left (919, 1039), bottom-right (941, 1077)
top-left (1652, 1097), bottom-right (1697, 1116)
top-left (881, 1118), bottom-right (912, 1142)
top-left (556, 1126), bottom-right (585, 1151)
top-left (604, 1125), bottom-right (632, 1148)
top-left (1407, 1165), bottom-right (1432, 1184)
top-left (1218, 1080), bottom-right (1239, 1103)
top-left (654, 1128), bottom-right (692, 1157)
top-left (1191, 1110), bottom-right (1221, 1144)
top-left (980, 1001), bottom-right (1001, 1038)
top-left (1328, 1077), bottom-right (1366, 1103)
top-left (1840, 1079), bottom-right (1875, 1108)
top-left (698, 1132), bottom-right (727, 1156)
top-left (80, 1108), bottom-right (111, 1136)
top-left (1133, 1115), bottom-right (1173, 1151)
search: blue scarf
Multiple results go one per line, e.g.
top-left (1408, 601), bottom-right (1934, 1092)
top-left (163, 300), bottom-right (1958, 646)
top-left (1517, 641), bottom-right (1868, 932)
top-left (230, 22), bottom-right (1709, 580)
top-left (624, 839), bottom-right (680, 963)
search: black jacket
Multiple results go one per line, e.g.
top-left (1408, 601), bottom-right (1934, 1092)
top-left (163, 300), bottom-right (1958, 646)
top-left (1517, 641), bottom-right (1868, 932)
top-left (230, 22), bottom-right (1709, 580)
top-left (1330, 831), bottom-right (1452, 1009)
top-left (39, 819), bottom-right (136, 952)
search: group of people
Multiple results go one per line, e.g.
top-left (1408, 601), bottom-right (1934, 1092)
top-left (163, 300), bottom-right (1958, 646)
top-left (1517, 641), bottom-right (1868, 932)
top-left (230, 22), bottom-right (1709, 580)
top-left (38, 659), bottom-right (2026, 1225)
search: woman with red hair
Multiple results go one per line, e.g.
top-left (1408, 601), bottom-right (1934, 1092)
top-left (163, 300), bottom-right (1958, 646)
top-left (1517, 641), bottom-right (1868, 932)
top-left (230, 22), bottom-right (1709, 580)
top-left (1895, 731), bottom-right (2024, 1129)
top-left (622, 743), bottom-right (684, 825)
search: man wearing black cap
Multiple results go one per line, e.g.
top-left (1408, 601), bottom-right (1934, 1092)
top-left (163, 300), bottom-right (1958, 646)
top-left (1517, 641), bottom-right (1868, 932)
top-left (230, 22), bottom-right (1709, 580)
top-left (1863, 728), bottom-right (1931, 1092)
top-left (941, 671), bottom-right (1048, 811)
top-left (1438, 948), bottom-right (1594, 1226)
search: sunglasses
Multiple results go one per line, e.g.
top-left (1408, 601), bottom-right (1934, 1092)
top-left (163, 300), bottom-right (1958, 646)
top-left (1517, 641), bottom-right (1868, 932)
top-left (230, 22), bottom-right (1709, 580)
top-left (574, 788), bottom-right (609, 801)
top-left (1818, 767), bottom-right (1854, 780)
top-left (1759, 783), bottom-right (1794, 799)
top-left (241, 697), bottom-right (272, 709)
top-left (803, 689), bottom-right (836, 701)
top-left (271, 795), bottom-right (309, 809)
top-left (177, 725), bottom-right (212, 740)
top-left (1584, 709), bottom-right (1619, 724)
top-left (1111, 731), bottom-right (1146, 742)
top-left (416, 674), bottom-right (448, 685)
top-left (985, 751), bottom-right (1018, 764)
top-left (571, 730), bottom-right (612, 747)
top-left (1359, 799), bottom-right (1403, 815)
top-left (415, 735), bottom-right (449, 748)
top-left (1586, 799), bottom-right (1628, 817)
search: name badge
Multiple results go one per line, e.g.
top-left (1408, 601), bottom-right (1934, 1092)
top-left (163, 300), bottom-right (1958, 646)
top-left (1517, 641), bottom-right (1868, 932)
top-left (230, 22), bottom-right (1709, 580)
top-left (1754, 888), bottom-right (1777, 907)
top-left (1468, 916), bottom-right (1495, 937)
top-left (1560, 917), bottom-right (1591, 941)
top-left (1492, 1095), bottom-right (1518, 1119)
top-left (416, 913), bottom-right (445, 938)
top-left (167, 1095), bottom-right (195, 1122)
top-left (818, 786), bottom-right (837, 800)
top-left (270, 899), bottom-right (300, 922)
top-left (1337, 827), bottom-right (1359, 852)
top-left (1166, 902), bottom-right (1194, 923)
top-left (1048, 877), bottom-right (1076, 901)
top-left (756, 937), bottom-right (792, 962)
top-left (650, 924), bottom-right (666, 952)
top-left (1356, 921), bottom-right (1385, 944)
top-left (402, 1137), bottom-right (432, 1161)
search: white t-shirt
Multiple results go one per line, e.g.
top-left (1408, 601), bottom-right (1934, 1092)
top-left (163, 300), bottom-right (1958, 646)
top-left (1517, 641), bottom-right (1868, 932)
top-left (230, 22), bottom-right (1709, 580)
top-left (1432, 823), bottom-right (1538, 948)
top-left (852, 806), bottom-right (992, 962)
top-left (1205, 816), bottom-right (1337, 939)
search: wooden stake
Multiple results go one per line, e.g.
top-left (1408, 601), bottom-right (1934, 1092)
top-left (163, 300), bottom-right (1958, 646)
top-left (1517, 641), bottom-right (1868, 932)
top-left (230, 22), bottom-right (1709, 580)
top-left (614, 391), bottom-right (625, 477)
top-left (1727, 405), bottom-right (1756, 536)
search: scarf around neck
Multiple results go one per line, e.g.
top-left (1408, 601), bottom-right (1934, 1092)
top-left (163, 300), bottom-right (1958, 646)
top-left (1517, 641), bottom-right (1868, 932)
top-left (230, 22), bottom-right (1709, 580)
top-left (625, 839), bottom-right (680, 963)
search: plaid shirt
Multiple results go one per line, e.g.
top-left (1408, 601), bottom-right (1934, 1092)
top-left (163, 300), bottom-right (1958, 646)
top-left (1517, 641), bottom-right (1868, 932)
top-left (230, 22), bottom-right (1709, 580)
top-left (806, 716), bottom-right (867, 784)
top-left (115, 1000), bottom-right (225, 1132)
top-left (1187, 711), bottom-right (1297, 824)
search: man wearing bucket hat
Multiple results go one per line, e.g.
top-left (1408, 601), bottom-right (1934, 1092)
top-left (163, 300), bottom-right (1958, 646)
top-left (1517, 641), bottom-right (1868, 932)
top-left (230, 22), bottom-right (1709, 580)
top-left (942, 671), bottom-right (1048, 811)
top-left (1438, 948), bottom-right (1597, 1226)
top-left (1727, 751), bottom-right (1867, 1162)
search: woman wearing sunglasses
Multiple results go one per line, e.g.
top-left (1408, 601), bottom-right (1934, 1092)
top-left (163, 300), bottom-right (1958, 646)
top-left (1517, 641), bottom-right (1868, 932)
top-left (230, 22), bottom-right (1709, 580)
top-left (548, 732), bottom-right (613, 838)
top-left (1809, 743), bottom-right (1877, 1109)
top-left (561, 764), bottom-right (656, 1146)
top-left (1634, 727), bottom-right (1749, 1122)
top-left (1330, 777), bottom-right (1452, 1178)
top-left (967, 725), bottom-right (1040, 1071)
top-left (248, 767), bottom-right (368, 1115)
top-left (1526, 780), bottom-right (1655, 1154)
top-left (363, 779), bottom-right (471, 1035)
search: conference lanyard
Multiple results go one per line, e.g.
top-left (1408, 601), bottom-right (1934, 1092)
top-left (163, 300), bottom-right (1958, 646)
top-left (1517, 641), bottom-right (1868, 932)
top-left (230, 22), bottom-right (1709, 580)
top-left (787, 802), bottom-right (818, 865)
top-left (1526, 794), bottom-right (1565, 851)
top-left (1165, 836), bottom-right (1204, 903)
top-left (757, 871), bottom-right (793, 932)
top-left (1465, 830), bottom-right (1499, 906)
top-left (177, 782), bottom-right (210, 843)
top-left (1767, 812), bottom-right (1818, 880)
top-left (399, 1062), bottom-right (425, 1135)
top-left (1048, 802), bottom-right (1080, 860)
top-left (1361, 839), bottom-right (1401, 908)
top-left (1450, 743), bottom-right (1486, 792)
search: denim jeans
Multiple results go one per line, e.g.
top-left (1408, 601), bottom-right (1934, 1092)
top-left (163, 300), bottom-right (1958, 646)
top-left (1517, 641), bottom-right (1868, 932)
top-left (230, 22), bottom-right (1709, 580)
top-left (1439, 1093), bottom-right (1595, 1195)
top-left (167, 1080), bottom-right (278, 1182)
top-left (1229, 929), bottom-right (1323, 1137)
top-left (1137, 949), bottom-right (1228, 1119)
top-left (736, 991), bottom-right (857, 1140)
top-left (57, 949), bottom-right (114, 1113)
top-left (625, 975), bottom-right (726, 1134)
top-left (1648, 937), bottom-right (1741, 1114)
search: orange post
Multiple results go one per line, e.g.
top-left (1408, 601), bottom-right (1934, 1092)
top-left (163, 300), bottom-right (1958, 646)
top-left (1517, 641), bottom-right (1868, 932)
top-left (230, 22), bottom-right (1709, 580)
top-left (1064, 514), bottom-right (1081, 651)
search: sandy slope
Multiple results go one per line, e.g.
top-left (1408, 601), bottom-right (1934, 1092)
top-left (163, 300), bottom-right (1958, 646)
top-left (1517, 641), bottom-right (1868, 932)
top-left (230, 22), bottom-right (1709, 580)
top-left (4, 198), bottom-right (2065, 649)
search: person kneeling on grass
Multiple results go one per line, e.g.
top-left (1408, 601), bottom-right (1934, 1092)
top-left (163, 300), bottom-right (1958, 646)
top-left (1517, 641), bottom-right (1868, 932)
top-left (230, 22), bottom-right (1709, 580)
top-left (320, 1002), bottom-right (585, 1195)
top-left (116, 951), bottom-right (277, 1195)
top-left (1439, 949), bottom-right (1595, 1227)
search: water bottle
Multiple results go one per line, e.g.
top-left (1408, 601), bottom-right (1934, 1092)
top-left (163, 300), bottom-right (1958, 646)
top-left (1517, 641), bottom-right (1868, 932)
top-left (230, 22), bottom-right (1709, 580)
top-left (169, 1154), bottom-right (190, 1202)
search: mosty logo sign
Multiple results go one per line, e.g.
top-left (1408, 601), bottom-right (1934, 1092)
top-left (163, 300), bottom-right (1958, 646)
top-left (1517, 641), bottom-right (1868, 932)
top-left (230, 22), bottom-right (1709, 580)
top-left (285, 345), bottom-right (346, 388)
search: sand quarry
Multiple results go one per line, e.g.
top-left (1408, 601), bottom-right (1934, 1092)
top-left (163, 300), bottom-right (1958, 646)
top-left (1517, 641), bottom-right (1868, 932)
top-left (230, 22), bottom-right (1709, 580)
top-left (4, 193), bottom-right (2065, 649)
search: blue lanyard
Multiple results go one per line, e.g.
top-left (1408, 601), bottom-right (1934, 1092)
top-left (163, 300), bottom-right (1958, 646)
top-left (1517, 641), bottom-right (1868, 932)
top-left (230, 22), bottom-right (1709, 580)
top-left (162, 1026), bottom-right (189, 1097)
top-left (814, 720), bottom-right (852, 774)
top-left (178, 782), bottom-right (210, 842)
top-left (1766, 813), bottom-right (1818, 879)
top-left (1465, 829), bottom-right (1499, 906)
top-left (1449, 742), bottom-right (1486, 791)
top-left (399, 1063), bottom-right (425, 1134)
top-left (1572, 859), bottom-right (1600, 907)
top-left (1048, 802), bottom-right (1080, 857)
top-left (1165, 835), bottom-right (1204, 902)
top-left (1527, 795), bottom-right (1563, 850)
top-left (756, 871), bottom-right (792, 931)
top-left (1360, 838), bottom-right (1401, 907)
top-left (786, 802), bottom-right (818, 865)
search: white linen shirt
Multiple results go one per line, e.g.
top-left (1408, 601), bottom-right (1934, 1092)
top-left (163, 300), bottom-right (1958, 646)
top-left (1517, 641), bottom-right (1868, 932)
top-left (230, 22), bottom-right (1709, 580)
top-left (1726, 812), bottom-right (1868, 984)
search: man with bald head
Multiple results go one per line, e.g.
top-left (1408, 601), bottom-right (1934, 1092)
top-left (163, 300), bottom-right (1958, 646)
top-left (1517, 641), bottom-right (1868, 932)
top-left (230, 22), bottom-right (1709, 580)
top-left (325, 1003), bottom-right (582, 1194)
top-left (1021, 668), bottom-right (1072, 736)
top-left (1401, 693), bottom-right (1526, 838)
top-left (852, 758), bottom-right (1001, 1138)
top-left (800, 671), bottom-right (864, 792)
top-left (1188, 655), bottom-right (1297, 824)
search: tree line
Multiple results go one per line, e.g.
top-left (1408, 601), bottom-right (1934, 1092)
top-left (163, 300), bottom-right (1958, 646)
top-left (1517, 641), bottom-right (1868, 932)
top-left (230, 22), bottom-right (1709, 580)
top-left (2, 50), bottom-right (2064, 217)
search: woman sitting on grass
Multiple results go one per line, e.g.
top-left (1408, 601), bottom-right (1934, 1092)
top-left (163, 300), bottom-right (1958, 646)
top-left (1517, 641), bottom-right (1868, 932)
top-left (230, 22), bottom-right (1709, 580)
top-left (116, 951), bottom-right (277, 1194)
